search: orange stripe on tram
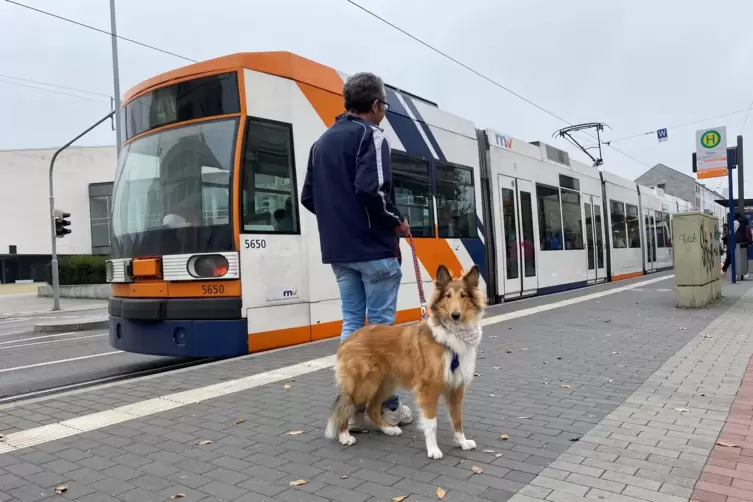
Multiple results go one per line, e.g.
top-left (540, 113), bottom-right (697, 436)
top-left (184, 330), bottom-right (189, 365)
top-left (612, 271), bottom-right (644, 281)
top-left (297, 82), bottom-right (344, 128)
top-left (412, 238), bottom-right (464, 280)
top-left (248, 307), bottom-right (424, 353)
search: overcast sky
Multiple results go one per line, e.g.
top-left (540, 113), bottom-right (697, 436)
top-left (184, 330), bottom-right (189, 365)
top-left (2, 0), bottom-right (753, 194)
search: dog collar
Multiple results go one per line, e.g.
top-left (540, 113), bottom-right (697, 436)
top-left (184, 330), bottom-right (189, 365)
top-left (451, 352), bottom-right (459, 372)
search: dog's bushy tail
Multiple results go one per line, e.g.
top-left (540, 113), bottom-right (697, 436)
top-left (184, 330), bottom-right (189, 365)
top-left (325, 393), bottom-right (354, 440)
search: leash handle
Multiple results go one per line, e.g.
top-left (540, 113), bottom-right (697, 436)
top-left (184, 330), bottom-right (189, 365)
top-left (407, 234), bottom-right (427, 318)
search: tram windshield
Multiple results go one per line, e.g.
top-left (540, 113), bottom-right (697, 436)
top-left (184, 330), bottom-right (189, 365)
top-left (110, 119), bottom-right (238, 258)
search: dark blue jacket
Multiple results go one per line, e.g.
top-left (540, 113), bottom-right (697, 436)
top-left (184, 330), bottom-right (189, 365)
top-left (301, 114), bottom-right (404, 264)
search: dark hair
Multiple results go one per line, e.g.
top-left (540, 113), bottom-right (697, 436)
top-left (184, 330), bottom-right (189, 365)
top-left (343, 72), bottom-right (385, 113)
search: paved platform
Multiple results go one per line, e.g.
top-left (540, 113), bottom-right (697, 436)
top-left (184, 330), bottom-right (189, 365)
top-left (0, 273), bottom-right (752, 502)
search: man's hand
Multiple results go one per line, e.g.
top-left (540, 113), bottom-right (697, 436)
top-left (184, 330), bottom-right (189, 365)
top-left (396, 218), bottom-right (411, 237)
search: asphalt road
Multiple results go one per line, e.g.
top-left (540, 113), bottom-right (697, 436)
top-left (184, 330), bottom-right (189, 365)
top-left (0, 294), bottom-right (194, 401)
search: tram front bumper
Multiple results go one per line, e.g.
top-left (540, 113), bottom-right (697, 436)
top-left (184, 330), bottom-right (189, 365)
top-left (108, 297), bottom-right (247, 358)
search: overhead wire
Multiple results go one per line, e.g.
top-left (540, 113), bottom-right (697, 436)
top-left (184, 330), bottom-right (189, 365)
top-left (0, 78), bottom-right (111, 103)
top-left (345, 0), bottom-right (652, 168)
top-left (4, 0), bottom-right (196, 63)
top-left (0, 73), bottom-right (111, 99)
top-left (610, 108), bottom-right (752, 144)
top-left (739, 99), bottom-right (753, 135)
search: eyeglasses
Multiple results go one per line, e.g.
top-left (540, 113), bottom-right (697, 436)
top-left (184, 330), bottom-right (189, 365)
top-left (376, 99), bottom-right (389, 110)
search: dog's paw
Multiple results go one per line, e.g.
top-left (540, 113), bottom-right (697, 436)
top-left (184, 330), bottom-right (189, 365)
top-left (338, 432), bottom-right (356, 446)
top-left (457, 438), bottom-right (476, 450)
top-left (381, 426), bottom-right (402, 436)
top-left (427, 446), bottom-right (444, 459)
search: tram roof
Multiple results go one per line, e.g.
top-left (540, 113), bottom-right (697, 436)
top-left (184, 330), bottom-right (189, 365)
top-left (123, 51), bottom-right (343, 103)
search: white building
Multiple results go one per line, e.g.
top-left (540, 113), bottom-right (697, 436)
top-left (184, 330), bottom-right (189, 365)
top-left (0, 146), bottom-right (116, 283)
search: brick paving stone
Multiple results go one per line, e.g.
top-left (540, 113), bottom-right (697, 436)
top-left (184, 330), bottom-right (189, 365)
top-left (692, 355), bottom-right (753, 502)
top-left (2, 278), bottom-right (753, 502)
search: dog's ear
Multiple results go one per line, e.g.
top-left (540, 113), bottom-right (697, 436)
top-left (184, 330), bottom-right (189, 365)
top-left (436, 265), bottom-right (452, 288)
top-left (463, 265), bottom-right (480, 288)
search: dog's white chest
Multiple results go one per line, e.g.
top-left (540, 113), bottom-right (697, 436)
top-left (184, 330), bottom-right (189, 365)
top-left (444, 350), bottom-right (476, 388)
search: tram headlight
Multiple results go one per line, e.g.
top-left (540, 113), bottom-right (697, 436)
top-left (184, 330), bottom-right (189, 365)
top-left (105, 260), bottom-right (114, 282)
top-left (187, 254), bottom-right (230, 278)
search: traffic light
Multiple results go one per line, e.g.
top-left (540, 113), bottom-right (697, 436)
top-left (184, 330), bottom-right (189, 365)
top-left (55, 211), bottom-right (71, 238)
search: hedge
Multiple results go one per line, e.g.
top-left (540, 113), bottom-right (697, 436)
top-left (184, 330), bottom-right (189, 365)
top-left (56, 255), bottom-right (107, 285)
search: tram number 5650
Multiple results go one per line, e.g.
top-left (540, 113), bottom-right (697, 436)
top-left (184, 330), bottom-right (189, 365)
top-left (244, 238), bottom-right (267, 249)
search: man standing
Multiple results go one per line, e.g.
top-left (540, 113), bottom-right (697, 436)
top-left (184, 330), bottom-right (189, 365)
top-left (301, 72), bottom-right (412, 427)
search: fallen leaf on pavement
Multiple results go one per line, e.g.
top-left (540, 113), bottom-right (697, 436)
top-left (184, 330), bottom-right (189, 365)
top-left (493, 366), bottom-right (501, 370)
top-left (560, 384), bottom-right (571, 388)
top-left (234, 418), bottom-right (246, 425)
top-left (483, 449), bottom-right (495, 453)
top-left (495, 453), bottom-right (503, 457)
top-left (471, 466), bottom-right (483, 475)
top-left (716, 441), bottom-right (740, 448)
top-left (673, 408), bottom-right (690, 413)
top-left (505, 349), bottom-right (512, 354)
top-left (516, 416), bottom-right (533, 419)
top-left (436, 487), bottom-right (446, 499)
top-left (284, 384), bottom-right (291, 389)
top-left (474, 373), bottom-right (481, 377)
top-left (197, 440), bottom-right (213, 445)
top-left (289, 479), bottom-right (308, 486)
top-left (392, 496), bottom-right (409, 502)
top-left (286, 430), bottom-right (305, 435)
top-left (500, 434), bottom-right (509, 440)
top-left (340, 475), bottom-right (349, 479)
top-left (170, 494), bottom-right (185, 500)
top-left (569, 437), bottom-right (580, 442)
top-left (54, 485), bottom-right (68, 495)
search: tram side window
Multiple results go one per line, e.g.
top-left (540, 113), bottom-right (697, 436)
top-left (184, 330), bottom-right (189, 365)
top-left (626, 203), bottom-right (641, 248)
top-left (241, 118), bottom-right (299, 234)
top-left (656, 212), bottom-right (667, 248)
top-left (435, 163), bottom-right (477, 238)
top-left (391, 153), bottom-right (434, 237)
top-left (560, 190), bottom-right (584, 250)
top-left (611, 201), bottom-right (627, 248)
top-left (536, 184), bottom-right (563, 250)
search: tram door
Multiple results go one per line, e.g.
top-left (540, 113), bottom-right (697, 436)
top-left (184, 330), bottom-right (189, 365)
top-left (644, 209), bottom-right (657, 272)
top-left (498, 175), bottom-right (538, 298)
top-left (584, 196), bottom-right (606, 282)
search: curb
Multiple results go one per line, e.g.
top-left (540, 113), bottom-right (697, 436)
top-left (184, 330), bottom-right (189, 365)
top-left (34, 316), bottom-right (109, 333)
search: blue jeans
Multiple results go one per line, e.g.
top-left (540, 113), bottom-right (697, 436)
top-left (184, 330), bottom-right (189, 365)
top-left (332, 257), bottom-right (402, 411)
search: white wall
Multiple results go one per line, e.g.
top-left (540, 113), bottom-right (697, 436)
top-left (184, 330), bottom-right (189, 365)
top-left (0, 146), bottom-right (116, 256)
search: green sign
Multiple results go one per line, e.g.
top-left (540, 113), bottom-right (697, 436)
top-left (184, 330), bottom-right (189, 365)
top-left (700, 130), bottom-right (721, 149)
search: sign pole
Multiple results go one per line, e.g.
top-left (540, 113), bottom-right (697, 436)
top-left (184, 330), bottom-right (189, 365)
top-left (109, 0), bottom-right (122, 154)
top-left (48, 111), bottom-right (115, 311)
top-left (729, 166), bottom-right (736, 284)
top-left (738, 135), bottom-right (745, 217)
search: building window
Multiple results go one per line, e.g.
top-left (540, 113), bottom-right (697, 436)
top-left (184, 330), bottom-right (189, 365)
top-left (561, 190), bottom-right (583, 250)
top-left (610, 200), bottom-right (627, 248)
top-left (657, 183), bottom-right (666, 191)
top-left (626, 203), bottom-right (641, 248)
top-left (392, 153), bottom-right (434, 237)
top-left (435, 162), bottom-right (477, 238)
top-left (536, 184), bottom-right (563, 250)
top-left (89, 182), bottom-right (114, 255)
top-left (241, 118), bottom-right (299, 234)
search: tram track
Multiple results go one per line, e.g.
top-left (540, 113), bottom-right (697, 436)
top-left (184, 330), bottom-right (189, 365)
top-left (0, 356), bottom-right (215, 406)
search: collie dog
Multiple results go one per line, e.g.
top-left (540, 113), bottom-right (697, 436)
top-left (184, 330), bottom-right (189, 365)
top-left (325, 264), bottom-right (485, 459)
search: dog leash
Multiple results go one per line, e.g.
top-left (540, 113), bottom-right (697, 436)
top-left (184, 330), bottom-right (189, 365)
top-left (407, 234), bottom-right (427, 318)
top-left (407, 234), bottom-right (460, 372)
